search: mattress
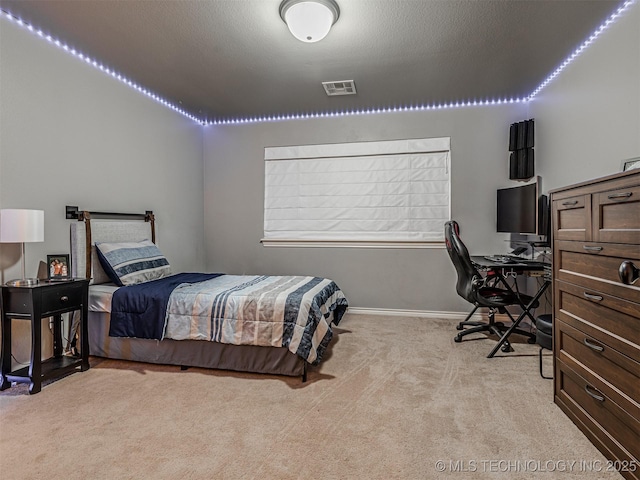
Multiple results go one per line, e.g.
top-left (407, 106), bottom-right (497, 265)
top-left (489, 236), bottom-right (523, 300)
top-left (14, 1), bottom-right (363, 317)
top-left (89, 284), bottom-right (118, 312)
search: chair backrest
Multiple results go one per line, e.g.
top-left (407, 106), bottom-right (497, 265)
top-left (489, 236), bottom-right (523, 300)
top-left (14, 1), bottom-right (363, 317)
top-left (444, 220), bottom-right (482, 303)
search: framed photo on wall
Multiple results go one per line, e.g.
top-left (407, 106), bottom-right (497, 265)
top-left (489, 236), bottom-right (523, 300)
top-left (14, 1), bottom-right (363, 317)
top-left (621, 157), bottom-right (640, 172)
top-left (47, 254), bottom-right (71, 281)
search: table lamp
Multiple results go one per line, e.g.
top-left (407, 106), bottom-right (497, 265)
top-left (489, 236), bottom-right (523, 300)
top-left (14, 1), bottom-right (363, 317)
top-left (0, 209), bottom-right (45, 286)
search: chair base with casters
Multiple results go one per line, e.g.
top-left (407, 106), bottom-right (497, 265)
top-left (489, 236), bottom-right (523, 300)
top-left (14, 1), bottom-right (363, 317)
top-left (535, 314), bottom-right (553, 379)
top-left (454, 305), bottom-right (536, 353)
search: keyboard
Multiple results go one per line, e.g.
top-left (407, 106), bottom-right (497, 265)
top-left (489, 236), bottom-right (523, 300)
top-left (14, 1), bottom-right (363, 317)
top-left (483, 255), bottom-right (517, 264)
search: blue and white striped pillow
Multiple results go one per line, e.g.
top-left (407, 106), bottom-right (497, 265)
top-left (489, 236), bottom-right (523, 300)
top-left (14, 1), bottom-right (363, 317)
top-left (95, 239), bottom-right (171, 286)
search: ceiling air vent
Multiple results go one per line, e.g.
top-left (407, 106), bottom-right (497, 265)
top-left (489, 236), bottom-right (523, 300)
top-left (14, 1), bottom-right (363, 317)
top-left (322, 80), bottom-right (357, 96)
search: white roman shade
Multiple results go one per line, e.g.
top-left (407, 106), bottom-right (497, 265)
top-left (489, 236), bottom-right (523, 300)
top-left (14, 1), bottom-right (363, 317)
top-left (263, 137), bottom-right (451, 246)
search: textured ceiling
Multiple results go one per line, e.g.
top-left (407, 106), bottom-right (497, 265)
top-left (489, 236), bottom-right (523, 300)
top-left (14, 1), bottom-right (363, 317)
top-left (0, 0), bottom-right (626, 122)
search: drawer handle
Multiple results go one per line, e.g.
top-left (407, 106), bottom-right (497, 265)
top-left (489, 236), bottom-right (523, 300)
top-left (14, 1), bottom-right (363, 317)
top-left (584, 385), bottom-right (605, 402)
top-left (583, 338), bottom-right (604, 352)
top-left (607, 192), bottom-right (632, 200)
top-left (562, 200), bottom-right (578, 206)
top-left (582, 245), bottom-right (603, 252)
top-left (618, 261), bottom-right (639, 285)
top-left (60, 295), bottom-right (69, 303)
top-left (583, 292), bottom-right (603, 302)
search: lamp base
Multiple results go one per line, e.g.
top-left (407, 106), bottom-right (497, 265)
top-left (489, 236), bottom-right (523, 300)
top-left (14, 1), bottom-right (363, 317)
top-left (5, 278), bottom-right (40, 287)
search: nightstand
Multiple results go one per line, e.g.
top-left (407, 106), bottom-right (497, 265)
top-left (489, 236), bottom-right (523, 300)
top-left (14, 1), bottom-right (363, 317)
top-left (0, 279), bottom-right (90, 394)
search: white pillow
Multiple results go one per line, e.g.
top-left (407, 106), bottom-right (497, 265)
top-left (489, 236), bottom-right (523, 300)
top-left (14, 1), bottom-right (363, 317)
top-left (95, 239), bottom-right (171, 286)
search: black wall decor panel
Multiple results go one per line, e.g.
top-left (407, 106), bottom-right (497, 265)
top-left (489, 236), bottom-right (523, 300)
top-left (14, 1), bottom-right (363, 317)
top-left (509, 148), bottom-right (534, 180)
top-left (508, 119), bottom-right (535, 179)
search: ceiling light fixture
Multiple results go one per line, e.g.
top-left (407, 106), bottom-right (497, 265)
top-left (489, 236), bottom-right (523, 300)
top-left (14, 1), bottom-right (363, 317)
top-left (279, 0), bottom-right (340, 43)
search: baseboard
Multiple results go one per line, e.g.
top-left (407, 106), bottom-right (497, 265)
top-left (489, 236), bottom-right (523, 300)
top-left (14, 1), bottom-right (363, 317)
top-left (346, 307), bottom-right (473, 320)
top-left (345, 307), bottom-right (514, 323)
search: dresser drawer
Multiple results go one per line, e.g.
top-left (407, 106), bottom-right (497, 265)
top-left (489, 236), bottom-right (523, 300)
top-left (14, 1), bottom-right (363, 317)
top-left (555, 280), bottom-right (640, 359)
top-left (594, 184), bottom-right (640, 244)
top-left (555, 358), bottom-right (640, 462)
top-left (553, 195), bottom-right (591, 242)
top-left (40, 283), bottom-right (85, 316)
top-left (556, 319), bottom-right (640, 404)
top-left (554, 244), bottom-right (640, 304)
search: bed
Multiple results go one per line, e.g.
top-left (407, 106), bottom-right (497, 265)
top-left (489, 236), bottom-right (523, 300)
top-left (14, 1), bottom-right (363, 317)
top-left (68, 207), bottom-right (348, 380)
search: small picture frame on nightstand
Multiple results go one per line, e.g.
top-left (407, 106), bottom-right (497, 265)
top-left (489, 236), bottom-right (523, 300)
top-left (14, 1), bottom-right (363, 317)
top-left (621, 157), bottom-right (640, 172)
top-left (47, 254), bottom-right (71, 281)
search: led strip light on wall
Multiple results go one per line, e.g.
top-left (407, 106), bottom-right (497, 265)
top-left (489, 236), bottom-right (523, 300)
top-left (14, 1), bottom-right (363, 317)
top-left (529, 0), bottom-right (636, 99)
top-left (1, 0), bottom-right (637, 126)
top-left (208, 97), bottom-right (530, 125)
top-left (1, 9), bottom-right (201, 124)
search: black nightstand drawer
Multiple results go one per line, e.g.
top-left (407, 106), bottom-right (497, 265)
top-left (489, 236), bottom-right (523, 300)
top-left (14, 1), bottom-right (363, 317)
top-left (3, 290), bottom-right (32, 315)
top-left (40, 282), bottom-right (84, 315)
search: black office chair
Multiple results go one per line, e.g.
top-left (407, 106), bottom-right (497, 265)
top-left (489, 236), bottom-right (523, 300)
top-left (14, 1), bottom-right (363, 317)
top-left (444, 221), bottom-right (537, 352)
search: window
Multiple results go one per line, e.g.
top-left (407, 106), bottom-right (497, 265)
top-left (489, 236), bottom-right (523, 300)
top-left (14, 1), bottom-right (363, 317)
top-left (263, 137), bottom-right (450, 248)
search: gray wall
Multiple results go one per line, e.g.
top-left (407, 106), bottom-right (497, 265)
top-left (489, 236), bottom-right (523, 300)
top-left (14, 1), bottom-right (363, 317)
top-left (532, 2), bottom-right (640, 190)
top-left (0, 20), bottom-right (205, 363)
top-left (203, 104), bottom-right (529, 312)
top-left (0, 19), bottom-right (205, 281)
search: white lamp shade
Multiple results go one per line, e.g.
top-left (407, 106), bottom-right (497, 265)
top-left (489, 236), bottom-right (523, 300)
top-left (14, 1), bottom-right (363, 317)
top-left (283, 1), bottom-right (337, 43)
top-left (0, 209), bottom-right (45, 243)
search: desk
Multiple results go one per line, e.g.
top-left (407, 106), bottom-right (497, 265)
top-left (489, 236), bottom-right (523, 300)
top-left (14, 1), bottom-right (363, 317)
top-left (0, 279), bottom-right (90, 394)
top-left (470, 256), bottom-right (551, 358)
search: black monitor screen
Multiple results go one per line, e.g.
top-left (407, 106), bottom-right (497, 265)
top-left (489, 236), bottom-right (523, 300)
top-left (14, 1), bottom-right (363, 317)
top-left (496, 182), bottom-right (538, 234)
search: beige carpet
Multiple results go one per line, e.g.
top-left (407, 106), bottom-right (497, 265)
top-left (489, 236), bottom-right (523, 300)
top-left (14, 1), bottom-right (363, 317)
top-left (0, 314), bottom-right (620, 480)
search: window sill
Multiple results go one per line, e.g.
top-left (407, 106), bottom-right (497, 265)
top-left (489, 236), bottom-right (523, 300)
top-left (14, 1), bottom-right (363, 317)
top-left (260, 239), bottom-right (445, 249)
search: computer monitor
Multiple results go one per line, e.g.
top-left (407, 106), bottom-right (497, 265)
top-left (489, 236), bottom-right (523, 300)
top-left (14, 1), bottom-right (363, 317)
top-left (496, 179), bottom-right (548, 237)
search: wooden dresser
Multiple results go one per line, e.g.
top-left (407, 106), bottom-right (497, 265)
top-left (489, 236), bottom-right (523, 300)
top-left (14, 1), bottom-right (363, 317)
top-left (551, 169), bottom-right (640, 480)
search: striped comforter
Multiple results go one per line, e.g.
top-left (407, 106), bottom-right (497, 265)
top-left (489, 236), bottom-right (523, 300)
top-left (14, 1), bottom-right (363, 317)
top-left (164, 275), bottom-right (348, 364)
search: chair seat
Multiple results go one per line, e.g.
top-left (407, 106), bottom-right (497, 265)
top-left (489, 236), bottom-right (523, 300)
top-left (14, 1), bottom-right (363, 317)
top-left (536, 314), bottom-right (553, 351)
top-left (536, 314), bottom-right (553, 335)
top-left (477, 287), bottom-right (540, 309)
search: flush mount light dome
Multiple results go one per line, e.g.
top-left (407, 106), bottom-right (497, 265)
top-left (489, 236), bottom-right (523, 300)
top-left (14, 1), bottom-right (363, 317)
top-left (279, 0), bottom-right (340, 43)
